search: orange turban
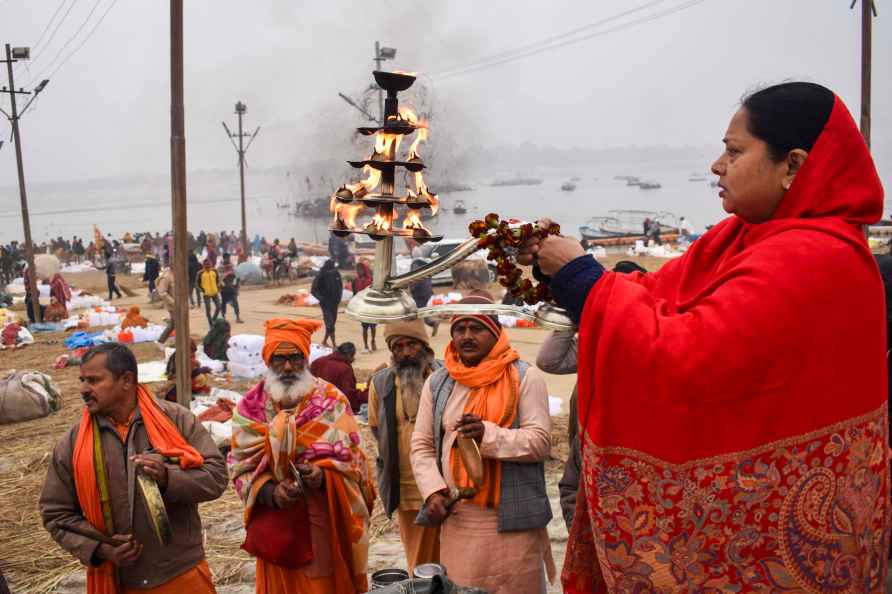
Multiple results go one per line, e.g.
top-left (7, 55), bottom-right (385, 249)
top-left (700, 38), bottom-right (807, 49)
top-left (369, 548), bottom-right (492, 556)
top-left (262, 318), bottom-right (322, 363)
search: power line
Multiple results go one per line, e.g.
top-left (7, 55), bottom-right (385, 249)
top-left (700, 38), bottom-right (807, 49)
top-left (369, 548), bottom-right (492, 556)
top-left (431, 0), bottom-right (668, 78)
top-left (31, 0), bottom-right (70, 51)
top-left (30, 0), bottom-right (103, 79)
top-left (27, 0), bottom-right (79, 66)
top-left (36, 0), bottom-right (120, 82)
top-left (431, 0), bottom-right (707, 82)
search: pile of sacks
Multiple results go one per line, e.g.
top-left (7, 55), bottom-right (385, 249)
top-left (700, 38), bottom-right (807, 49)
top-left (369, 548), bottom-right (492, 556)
top-left (63, 323), bottom-right (165, 350)
top-left (428, 292), bottom-right (465, 307)
top-left (191, 387), bottom-right (242, 449)
top-left (60, 262), bottom-right (96, 273)
top-left (276, 290), bottom-right (319, 307)
top-left (227, 334), bottom-right (267, 378)
top-left (626, 240), bottom-right (684, 259)
top-left (1, 323), bottom-right (34, 350)
top-left (226, 334), bottom-right (332, 379)
top-left (86, 307), bottom-right (124, 327)
top-left (497, 316), bottom-right (537, 329)
top-left (0, 370), bottom-right (61, 424)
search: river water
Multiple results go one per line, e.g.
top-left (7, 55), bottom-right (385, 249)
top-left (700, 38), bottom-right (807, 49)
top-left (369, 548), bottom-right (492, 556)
top-left (0, 159), bottom-right (734, 244)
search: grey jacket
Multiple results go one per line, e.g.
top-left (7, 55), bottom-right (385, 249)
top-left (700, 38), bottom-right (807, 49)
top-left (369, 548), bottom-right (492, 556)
top-left (39, 398), bottom-right (228, 589)
top-left (371, 361), bottom-right (441, 517)
top-left (536, 330), bottom-right (579, 443)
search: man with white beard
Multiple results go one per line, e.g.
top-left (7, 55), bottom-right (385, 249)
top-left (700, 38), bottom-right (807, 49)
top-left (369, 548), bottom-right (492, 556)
top-left (368, 320), bottom-right (441, 573)
top-left (229, 319), bottom-right (375, 594)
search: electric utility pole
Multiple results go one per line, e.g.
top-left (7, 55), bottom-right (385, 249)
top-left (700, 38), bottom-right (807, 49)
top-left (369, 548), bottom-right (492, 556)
top-left (222, 102), bottom-right (259, 259)
top-left (170, 0), bottom-right (191, 407)
top-left (2, 44), bottom-right (49, 323)
top-left (851, 0), bottom-right (878, 148)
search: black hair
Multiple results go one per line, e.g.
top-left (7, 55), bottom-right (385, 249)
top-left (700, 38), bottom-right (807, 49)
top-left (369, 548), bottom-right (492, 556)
top-left (612, 260), bottom-right (647, 274)
top-left (337, 342), bottom-right (357, 357)
top-left (82, 343), bottom-right (139, 381)
top-left (741, 82), bottom-right (835, 162)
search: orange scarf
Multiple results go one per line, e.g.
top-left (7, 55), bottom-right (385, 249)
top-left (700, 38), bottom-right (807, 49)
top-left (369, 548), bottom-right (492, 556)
top-left (72, 385), bottom-right (204, 594)
top-left (444, 330), bottom-right (520, 508)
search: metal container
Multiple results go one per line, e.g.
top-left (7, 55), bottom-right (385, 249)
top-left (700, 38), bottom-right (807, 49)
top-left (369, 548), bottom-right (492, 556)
top-left (413, 563), bottom-right (447, 580)
top-left (371, 568), bottom-right (410, 589)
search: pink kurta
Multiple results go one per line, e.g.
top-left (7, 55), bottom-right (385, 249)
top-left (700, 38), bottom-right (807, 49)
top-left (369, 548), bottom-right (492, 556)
top-left (411, 366), bottom-right (555, 594)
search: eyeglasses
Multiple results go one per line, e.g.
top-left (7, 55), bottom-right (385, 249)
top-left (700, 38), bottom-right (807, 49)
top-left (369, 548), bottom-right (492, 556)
top-left (269, 354), bottom-right (305, 367)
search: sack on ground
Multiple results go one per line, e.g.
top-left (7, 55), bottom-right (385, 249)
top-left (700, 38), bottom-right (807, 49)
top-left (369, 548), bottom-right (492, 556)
top-left (0, 370), bottom-right (62, 424)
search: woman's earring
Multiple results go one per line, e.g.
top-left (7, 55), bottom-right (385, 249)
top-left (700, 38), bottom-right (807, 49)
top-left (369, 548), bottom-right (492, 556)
top-left (782, 179), bottom-right (793, 191)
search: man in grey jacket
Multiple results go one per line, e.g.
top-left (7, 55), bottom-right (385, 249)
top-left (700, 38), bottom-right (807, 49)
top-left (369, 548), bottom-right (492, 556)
top-left (368, 320), bottom-right (441, 573)
top-left (39, 343), bottom-right (227, 591)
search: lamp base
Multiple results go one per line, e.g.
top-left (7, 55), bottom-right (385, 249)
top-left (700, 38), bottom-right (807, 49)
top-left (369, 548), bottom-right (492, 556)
top-left (345, 287), bottom-right (418, 324)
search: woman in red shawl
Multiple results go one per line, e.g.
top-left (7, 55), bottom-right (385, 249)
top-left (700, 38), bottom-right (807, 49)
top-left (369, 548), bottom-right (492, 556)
top-left (49, 273), bottom-right (72, 317)
top-left (520, 83), bottom-right (889, 591)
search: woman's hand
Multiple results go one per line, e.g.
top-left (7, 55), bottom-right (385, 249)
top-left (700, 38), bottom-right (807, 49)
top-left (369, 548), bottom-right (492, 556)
top-left (517, 218), bottom-right (586, 276)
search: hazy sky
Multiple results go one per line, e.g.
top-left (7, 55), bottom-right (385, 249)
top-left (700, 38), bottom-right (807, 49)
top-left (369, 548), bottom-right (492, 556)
top-left (0, 0), bottom-right (889, 184)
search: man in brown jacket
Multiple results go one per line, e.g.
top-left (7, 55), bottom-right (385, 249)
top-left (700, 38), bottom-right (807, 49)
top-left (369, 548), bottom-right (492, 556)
top-left (39, 343), bottom-right (227, 592)
top-left (156, 268), bottom-right (176, 344)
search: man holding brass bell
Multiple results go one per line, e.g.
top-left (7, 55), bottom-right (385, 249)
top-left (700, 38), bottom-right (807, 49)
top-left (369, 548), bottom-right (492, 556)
top-left (229, 319), bottom-right (375, 594)
top-left (39, 343), bottom-right (228, 593)
top-left (411, 292), bottom-right (555, 594)
top-left (368, 319), bottom-right (442, 573)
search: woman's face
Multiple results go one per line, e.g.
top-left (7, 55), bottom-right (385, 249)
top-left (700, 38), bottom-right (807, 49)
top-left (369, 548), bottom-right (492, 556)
top-left (711, 108), bottom-right (789, 224)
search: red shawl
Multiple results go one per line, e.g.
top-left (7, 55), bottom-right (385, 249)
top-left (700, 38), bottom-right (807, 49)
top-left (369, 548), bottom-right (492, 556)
top-left (50, 273), bottom-right (72, 304)
top-left (352, 261), bottom-right (372, 293)
top-left (563, 97), bottom-right (889, 592)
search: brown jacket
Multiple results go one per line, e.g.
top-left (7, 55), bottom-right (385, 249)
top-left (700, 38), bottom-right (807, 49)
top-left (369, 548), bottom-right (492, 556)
top-left (39, 398), bottom-right (227, 589)
top-left (156, 271), bottom-right (175, 313)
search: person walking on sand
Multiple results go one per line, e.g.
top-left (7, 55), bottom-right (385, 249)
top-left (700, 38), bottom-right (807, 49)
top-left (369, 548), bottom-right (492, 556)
top-left (351, 260), bottom-right (377, 352)
top-left (104, 245), bottom-right (123, 301)
top-left (220, 253), bottom-right (243, 324)
top-left (197, 259), bottom-right (221, 326)
top-left (311, 259), bottom-right (342, 349)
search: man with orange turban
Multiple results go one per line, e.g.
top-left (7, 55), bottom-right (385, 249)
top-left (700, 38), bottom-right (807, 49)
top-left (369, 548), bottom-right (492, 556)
top-left (411, 293), bottom-right (555, 594)
top-left (229, 319), bottom-right (375, 594)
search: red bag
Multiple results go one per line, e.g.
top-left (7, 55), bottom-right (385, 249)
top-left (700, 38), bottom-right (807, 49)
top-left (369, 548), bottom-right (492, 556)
top-left (241, 499), bottom-right (314, 568)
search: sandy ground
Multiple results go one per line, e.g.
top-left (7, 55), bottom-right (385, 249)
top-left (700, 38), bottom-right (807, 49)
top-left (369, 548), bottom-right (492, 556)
top-left (0, 255), bottom-right (667, 593)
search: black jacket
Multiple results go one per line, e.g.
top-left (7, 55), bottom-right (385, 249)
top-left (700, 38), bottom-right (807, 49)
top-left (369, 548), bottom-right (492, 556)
top-left (312, 265), bottom-right (342, 307)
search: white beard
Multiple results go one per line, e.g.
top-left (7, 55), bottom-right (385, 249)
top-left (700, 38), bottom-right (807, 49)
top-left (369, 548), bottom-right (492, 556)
top-left (264, 368), bottom-right (316, 408)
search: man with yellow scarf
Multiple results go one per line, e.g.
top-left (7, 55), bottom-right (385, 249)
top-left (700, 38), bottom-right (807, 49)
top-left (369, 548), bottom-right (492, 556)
top-left (411, 292), bottom-right (555, 594)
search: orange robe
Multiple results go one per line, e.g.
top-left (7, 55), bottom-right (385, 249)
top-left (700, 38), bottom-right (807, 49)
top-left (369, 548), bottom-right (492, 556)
top-left (122, 560), bottom-right (215, 594)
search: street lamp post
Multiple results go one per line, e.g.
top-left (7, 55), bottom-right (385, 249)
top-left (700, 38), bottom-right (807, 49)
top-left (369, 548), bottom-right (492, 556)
top-left (1, 44), bottom-right (49, 323)
top-left (222, 101), bottom-right (259, 259)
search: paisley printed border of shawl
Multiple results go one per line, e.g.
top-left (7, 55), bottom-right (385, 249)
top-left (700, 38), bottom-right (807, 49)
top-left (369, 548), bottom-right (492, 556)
top-left (580, 405), bottom-right (890, 593)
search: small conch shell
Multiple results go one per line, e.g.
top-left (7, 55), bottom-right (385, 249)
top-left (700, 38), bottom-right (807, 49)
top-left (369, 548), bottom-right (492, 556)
top-left (457, 436), bottom-right (484, 489)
